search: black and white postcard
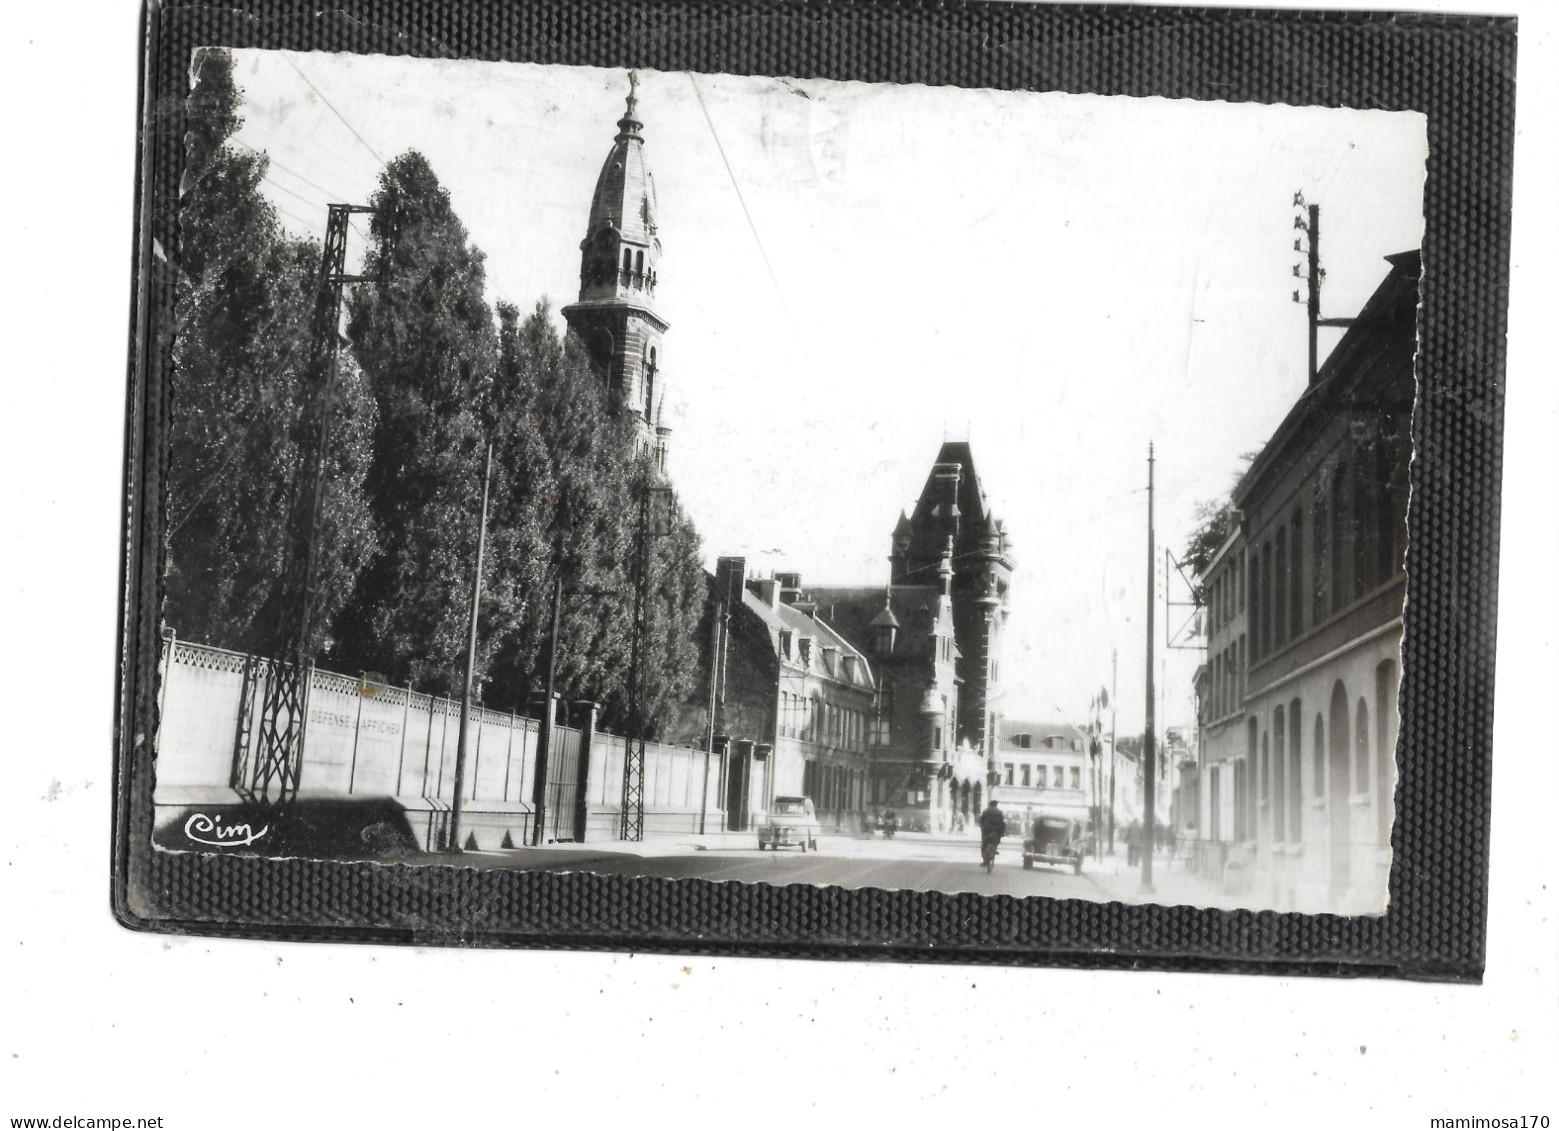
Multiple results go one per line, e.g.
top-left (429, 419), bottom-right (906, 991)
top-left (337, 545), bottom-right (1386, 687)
top-left (110, 2), bottom-right (1514, 977)
top-left (152, 50), bottom-right (1422, 918)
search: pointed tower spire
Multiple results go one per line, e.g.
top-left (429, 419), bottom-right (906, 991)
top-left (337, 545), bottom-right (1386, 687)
top-left (563, 71), bottom-right (669, 462)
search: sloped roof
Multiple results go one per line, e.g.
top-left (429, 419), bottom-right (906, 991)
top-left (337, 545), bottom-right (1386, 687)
top-left (736, 585), bottom-right (875, 691)
top-left (585, 88), bottom-right (658, 247)
top-left (998, 717), bottom-right (1089, 750)
top-left (806, 585), bottom-right (944, 665)
top-left (1235, 250), bottom-right (1419, 507)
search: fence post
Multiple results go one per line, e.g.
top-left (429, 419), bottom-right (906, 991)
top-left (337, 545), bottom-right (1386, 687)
top-left (295, 661), bottom-right (316, 795)
top-left (158, 626), bottom-right (176, 731)
top-left (395, 683), bottom-right (413, 797)
top-left (502, 708), bottom-right (516, 802)
top-left (348, 673), bottom-right (367, 794)
top-left (573, 701), bottom-right (599, 843)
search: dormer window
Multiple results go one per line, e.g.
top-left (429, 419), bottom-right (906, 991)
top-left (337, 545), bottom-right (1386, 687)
top-left (779, 630), bottom-right (792, 661)
top-left (798, 638), bottom-right (812, 667)
top-left (1013, 733), bottom-right (1032, 750)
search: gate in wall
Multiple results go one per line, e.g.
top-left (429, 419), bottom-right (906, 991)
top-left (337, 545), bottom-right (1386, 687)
top-left (544, 726), bottom-right (582, 842)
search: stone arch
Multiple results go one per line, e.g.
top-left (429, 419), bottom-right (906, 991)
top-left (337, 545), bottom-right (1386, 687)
top-left (1328, 679), bottom-right (1352, 893)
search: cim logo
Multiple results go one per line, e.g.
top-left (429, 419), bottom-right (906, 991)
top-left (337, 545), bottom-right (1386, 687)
top-left (183, 812), bottom-right (270, 848)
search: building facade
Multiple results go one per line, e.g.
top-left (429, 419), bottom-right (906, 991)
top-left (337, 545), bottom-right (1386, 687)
top-left (988, 719), bottom-right (1092, 832)
top-left (1195, 250), bottom-right (1415, 913)
top-left (808, 442), bottom-right (1010, 833)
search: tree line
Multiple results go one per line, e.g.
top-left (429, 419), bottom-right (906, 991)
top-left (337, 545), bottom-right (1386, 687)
top-left (163, 49), bottom-right (705, 739)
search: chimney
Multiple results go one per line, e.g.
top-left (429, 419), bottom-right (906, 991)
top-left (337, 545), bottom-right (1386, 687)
top-left (714, 556), bottom-right (747, 611)
top-left (749, 577), bottom-right (780, 607)
top-left (775, 571), bottom-right (802, 605)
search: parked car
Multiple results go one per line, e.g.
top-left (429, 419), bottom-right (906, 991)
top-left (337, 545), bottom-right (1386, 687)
top-left (1023, 814), bottom-right (1085, 874)
top-left (758, 796), bottom-right (820, 852)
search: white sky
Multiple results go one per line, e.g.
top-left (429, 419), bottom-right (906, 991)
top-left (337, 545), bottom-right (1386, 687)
top-left (222, 50), bottom-right (1426, 735)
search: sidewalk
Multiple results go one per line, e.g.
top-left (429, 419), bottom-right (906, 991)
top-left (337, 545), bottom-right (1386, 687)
top-left (1085, 847), bottom-right (1256, 912)
top-left (434, 829), bottom-right (759, 868)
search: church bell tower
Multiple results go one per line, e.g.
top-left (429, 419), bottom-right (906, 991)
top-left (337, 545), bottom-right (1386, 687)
top-left (562, 72), bottom-right (669, 465)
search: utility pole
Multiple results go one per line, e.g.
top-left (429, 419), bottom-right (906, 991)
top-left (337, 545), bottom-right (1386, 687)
top-left (247, 203), bottom-right (373, 814)
top-left (447, 442), bottom-right (493, 853)
top-left (1306, 202), bottom-right (1320, 387)
top-left (1142, 442), bottom-right (1156, 894)
top-left (622, 483), bottom-right (672, 841)
top-left (699, 599), bottom-right (724, 835)
top-left (1293, 196), bottom-right (1355, 387)
top-left (530, 574), bottom-right (563, 845)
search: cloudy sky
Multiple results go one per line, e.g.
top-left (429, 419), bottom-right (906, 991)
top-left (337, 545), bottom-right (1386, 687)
top-left (218, 50), bottom-right (1426, 733)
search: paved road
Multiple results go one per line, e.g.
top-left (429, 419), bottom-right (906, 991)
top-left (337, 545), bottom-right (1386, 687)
top-left (459, 836), bottom-right (1108, 899)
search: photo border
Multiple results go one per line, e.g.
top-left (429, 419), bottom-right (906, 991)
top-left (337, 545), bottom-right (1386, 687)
top-left (115, 0), bottom-right (1514, 980)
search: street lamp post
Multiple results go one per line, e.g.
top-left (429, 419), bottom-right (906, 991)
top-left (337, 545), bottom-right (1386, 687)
top-left (447, 441), bottom-right (494, 854)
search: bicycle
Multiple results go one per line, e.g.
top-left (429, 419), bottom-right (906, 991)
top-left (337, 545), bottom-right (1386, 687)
top-left (980, 836), bottom-right (999, 873)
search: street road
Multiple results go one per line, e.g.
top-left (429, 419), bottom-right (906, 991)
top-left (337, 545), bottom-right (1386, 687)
top-left (463, 835), bottom-right (1107, 898)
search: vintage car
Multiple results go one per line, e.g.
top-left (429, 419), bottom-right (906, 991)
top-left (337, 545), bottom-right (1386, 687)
top-left (1023, 814), bottom-right (1085, 874)
top-left (758, 796), bottom-right (820, 852)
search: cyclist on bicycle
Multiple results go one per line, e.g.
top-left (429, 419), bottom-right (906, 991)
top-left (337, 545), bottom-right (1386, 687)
top-left (978, 799), bottom-right (1005, 865)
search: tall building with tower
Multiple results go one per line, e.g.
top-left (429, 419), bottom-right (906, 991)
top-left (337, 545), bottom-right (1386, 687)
top-left (563, 74), bottom-right (670, 466)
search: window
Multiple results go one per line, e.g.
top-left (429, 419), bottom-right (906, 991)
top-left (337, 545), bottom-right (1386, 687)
top-left (1290, 510), bottom-right (1305, 637)
top-left (622, 248), bottom-right (633, 272)
top-left (1013, 733), bottom-right (1032, 749)
top-left (1274, 527), bottom-right (1288, 647)
top-left (1070, 767), bottom-right (1081, 790)
top-left (1330, 464), bottom-right (1349, 616)
top-left (1004, 763), bottom-right (1014, 786)
top-left (1020, 765), bottom-right (1030, 787)
top-left (1351, 457), bottom-right (1374, 596)
top-left (1312, 491), bottom-right (1329, 625)
top-left (1249, 554), bottom-right (1262, 659)
top-left (1262, 541), bottom-right (1275, 658)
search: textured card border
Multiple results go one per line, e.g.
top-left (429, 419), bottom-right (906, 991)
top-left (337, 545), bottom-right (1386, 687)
top-left (114, 0), bottom-right (1515, 981)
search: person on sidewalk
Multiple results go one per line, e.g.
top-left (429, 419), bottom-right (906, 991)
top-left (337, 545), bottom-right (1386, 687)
top-left (978, 799), bottom-right (1006, 864)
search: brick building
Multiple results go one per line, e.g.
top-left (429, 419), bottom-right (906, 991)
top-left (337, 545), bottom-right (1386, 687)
top-left (1194, 250), bottom-right (1415, 913)
top-left (808, 442), bottom-right (1013, 833)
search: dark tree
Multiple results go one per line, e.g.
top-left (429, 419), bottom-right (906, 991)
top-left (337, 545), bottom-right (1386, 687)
top-left (164, 48), bottom-right (376, 654)
top-left (333, 151), bottom-right (498, 693)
